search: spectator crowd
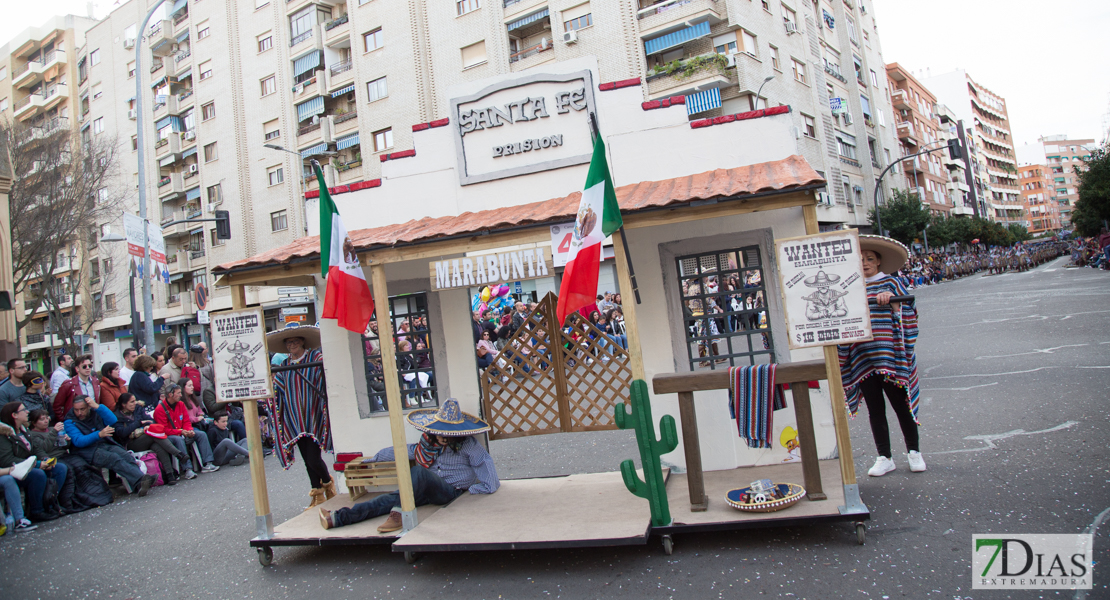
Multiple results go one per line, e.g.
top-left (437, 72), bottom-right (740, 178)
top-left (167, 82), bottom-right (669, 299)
top-left (892, 241), bottom-right (1067, 289)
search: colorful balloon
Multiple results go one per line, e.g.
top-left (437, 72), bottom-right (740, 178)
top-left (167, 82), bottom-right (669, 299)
top-left (480, 286), bottom-right (491, 303)
top-left (477, 302), bottom-right (487, 314)
top-left (498, 285), bottom-right (511, 297)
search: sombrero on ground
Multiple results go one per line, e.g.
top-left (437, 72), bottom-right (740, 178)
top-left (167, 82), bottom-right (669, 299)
top-left (858, 235), bottom-right (909, 274)
top-left (266, 324), bottom-right (321, 353)
top-left (406, 398), bottom-right (490, 436)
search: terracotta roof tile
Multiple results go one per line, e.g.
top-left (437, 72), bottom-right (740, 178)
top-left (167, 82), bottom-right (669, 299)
top-left (215, 155), bottom-right (823, 274)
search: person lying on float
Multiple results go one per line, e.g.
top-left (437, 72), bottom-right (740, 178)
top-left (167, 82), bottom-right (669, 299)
top-left (319, 398), bottom-right (500, 533)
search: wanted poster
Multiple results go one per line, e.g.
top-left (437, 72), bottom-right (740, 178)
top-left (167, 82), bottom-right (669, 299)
top-left (211, 308), bottom-right (273, 402)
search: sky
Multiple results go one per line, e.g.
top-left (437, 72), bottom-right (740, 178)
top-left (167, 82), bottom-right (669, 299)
top-left (871, 0), bottom-right (1110, 151)
top-left (4, 0), bottom-right (1108, 152)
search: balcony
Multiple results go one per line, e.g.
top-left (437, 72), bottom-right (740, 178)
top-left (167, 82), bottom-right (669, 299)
top-left (173, 8), bottom-right (190, 28)
top-left (293, 75), bottom-right (325, 102)
top-left (155, 133), bottom-right (182, 159)
top-left (162, 209), bottom-right (192, 238)
top-left (646, 52), bottom-right (731, 98)
top-left (150, 21), bottom-right (176, 56)
top-left (324, 13), bottom-right (349, 41)
top-left (179, 129), bottom-right (198, 151)
top-left (330, 111), bottom-right (358, 135)
top-left (509, 39), bottom-right (555, 70)
top-left (328, 60), bottom-right (354, 88)
top-left (290, 26), bottom-right (321, 51)
top-left (157, 171), bottom-right (185, 198)
top-left (637, 0), bottom-right (725, 39)
top-left (43, 83), bottom-right (69, 110)
top-left (297, 116), bottom-right (332, 146)
top-left (166, 293), bottom-right (195, 317)
top-left (897, 122), bottom-right (917, 145)
top-left (13, 49), bottom-right (66, 89)
top-left (24, 333), bottom-right (64, 352)
top-left (153, 94), bottom-right (181, 119)
top-left (891, 89), bottom-right (911, 112)
top-left (13, 93), bottom-right (45, 120)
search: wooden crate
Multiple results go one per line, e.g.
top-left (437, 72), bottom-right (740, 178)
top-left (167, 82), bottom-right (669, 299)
top-left (342, 459), bottom-right (414, 501)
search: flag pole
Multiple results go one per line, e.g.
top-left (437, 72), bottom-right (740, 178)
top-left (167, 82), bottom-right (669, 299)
top-left (589, 113), bottom-right (641, 305)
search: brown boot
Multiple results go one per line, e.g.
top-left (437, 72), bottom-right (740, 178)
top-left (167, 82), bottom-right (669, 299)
top-left (305, 488), bottom-right (325, 511)
top-left (319, 508), bottom-right (335, 530)
top-left (321, 479), bottom-right (337, 501)
top-left (377, 510), bottom-right (403, 533)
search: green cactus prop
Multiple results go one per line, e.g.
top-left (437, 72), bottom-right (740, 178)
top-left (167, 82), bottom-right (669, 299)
top-left (615, 379), bottom-right (678, 527)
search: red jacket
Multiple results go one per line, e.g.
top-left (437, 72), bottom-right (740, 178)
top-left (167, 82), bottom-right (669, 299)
top-left (153, 400), bottom-right (193, 436)
top-left (53, 375), bottom-right (102, 422)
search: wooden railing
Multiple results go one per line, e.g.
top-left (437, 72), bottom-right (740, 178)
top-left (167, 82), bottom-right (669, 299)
top-left (652, 359), bottom-right (829, 511)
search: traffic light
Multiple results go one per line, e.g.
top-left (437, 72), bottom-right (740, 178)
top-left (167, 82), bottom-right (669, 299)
top-left (215, 210), bottom-right (231, 240)
top-left (947, 138), bottom-right (962, 160)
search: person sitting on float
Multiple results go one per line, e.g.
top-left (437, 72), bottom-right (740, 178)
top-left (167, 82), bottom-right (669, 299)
top-left (319, 398), bottom-right (499, 533)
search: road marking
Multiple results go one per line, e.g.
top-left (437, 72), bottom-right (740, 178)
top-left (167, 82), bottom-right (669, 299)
top-left (930, 309), bottom-right (1110, 330)
top-left (921, 382), bottom-right (999, 392)
top-left (923, 364), bottom-right (945, 375)
top-left (1044, 269), bottom-right (1057, 272)
top-left (975, 343), bottom-right (1088, 360)
top-left (931, 421), bottom-right (1079, 455)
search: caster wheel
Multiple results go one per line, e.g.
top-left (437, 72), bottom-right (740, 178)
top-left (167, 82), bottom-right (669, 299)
top-left (662, 535), bottom-right (673, 555)
top-left (404, 551), bottom-right (418, 564)
top-left (855, 523), bottom-right (866, 546)
top-left (258, 547), bottom-right (273, 566)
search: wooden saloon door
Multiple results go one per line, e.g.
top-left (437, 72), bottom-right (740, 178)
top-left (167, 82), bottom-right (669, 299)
top-left (479, 293), bottom-right (633, 440)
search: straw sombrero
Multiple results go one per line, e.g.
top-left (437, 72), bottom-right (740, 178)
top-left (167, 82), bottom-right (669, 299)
top-left (266, 324), bottom-right (321, 353)
top-left (858, 235), bottom-right (910, 274)
top-left (406, 398), bottom-right (490, 436)
top-left (803, 269), bottom-right (840, 287)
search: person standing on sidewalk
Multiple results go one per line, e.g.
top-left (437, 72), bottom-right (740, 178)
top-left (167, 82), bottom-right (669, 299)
top-left (838, 235), bottom-right (925, 477)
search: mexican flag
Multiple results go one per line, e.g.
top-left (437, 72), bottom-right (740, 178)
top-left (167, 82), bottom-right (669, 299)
top-left (316, 162), bottom-right (375, 334)
top-left (556, 136), bottom-right (623, 325)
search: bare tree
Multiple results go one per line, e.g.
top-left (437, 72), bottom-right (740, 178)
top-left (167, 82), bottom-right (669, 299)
top-left (1, 117), bottom-right (128, 353)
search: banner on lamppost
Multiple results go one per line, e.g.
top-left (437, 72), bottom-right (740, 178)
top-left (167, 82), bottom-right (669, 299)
top-left (122, 213), bottom-right (170, 284)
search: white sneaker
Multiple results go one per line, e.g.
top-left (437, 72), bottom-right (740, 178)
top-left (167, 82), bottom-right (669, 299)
top-left (868, 456), bottom-right (896, 477)
top-left (906, 451), bottom-right (927, 472)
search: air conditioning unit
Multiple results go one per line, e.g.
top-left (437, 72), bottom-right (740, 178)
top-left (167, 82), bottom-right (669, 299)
top-left (206, 203), bottom-right (216, 213)
top-left (843, 111), bottom-right (854, 125)
top-left (726, 52), bottom-right (739, 68)
top-left (184, 130), bottom-right (195, 140)
top-left (123, 38), bottom-right (136, 49)
top-left (785, 21), bottom-right (798, 34)
top-left (346, 92), bottom-right (356, 102)
top-left (817, 192), bottom-right (833, 206)
top-left (562, 29), bottom-right (577, 44)
top-left (127, 109), bottom-right (137, 120)
top-left (188, 164), bottom-right (198, 174)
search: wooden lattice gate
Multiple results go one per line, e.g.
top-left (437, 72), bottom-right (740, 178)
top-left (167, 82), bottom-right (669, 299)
top-left (479, 293), bottom-right (632, 440)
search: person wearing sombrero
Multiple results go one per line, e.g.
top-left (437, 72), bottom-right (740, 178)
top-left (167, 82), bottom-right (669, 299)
top-left (319, 398), bottom-right (499, 533)
top-left (267, 325), bottom-right (336, 510)
top-left (837, 235), bottom-right (925, 477)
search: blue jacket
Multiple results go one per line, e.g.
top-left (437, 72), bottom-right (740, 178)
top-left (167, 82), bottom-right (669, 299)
top-left (129, 371), bottom-right (164, 408)
top-left (64, 404), bottom-right (121, 461)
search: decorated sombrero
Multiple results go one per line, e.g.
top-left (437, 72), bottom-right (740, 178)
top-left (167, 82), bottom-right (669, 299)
top-left (266, 324), bottom-right (321, 353)
top-left (406, 398), bottom-right (490, 436)
top-left (803, 269), bottom-right (840, 287)
top-left (858, 235), bottom-right (910, 274)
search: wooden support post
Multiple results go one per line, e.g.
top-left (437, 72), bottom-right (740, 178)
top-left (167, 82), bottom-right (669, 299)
top-left (611, 229), bottom-right (645, 381)
top-left (789, 382), bottom-right (826, 501)
top-left (233, 284), bottom-right (273, 539)
top-left (369, 263), bottom-right (418, 526)
top-left (676, 391), bottom-right (707, 511)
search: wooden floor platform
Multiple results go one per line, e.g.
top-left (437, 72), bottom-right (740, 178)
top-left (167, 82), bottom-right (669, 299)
top-left (250, 492), bottom-right (443, 547)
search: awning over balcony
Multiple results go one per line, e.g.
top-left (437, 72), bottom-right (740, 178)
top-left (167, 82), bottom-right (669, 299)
top-left (151, 76), bottom-right (167, 89)
top-left (171, 0), bottom-right (187, 14)
top-left (185, 186), bottom-right (201, 201)
top-left (176, 31), bottom-right (190, 43)
top-left (644, 21), bottom-right (710, 56)
top-left (182, 146), bottom-right (197, 158)
top-left (155, 116), bottom-right (183, 131)
top-left (336, 133), bottom-right (360, 150)
top-left (331, 84), bottom-right (355, 98)
top-left (296, 96), bottom-right (325, 122)
top-left (293, 50), bottom-right (322, 76)
top-left (159, 155), bottom-right (177, 167)
top-left (301, 142), bottom-right (329, 158)
top-left (507, 8), bottom-right (549, 32)
top-left (686, 87), bottom-right (721, 115)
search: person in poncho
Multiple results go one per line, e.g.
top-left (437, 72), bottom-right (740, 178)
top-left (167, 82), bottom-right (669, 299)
top-left (267, 325), bottom-right (335, 509)
top-left (837, 235), bottom-right (925, 477)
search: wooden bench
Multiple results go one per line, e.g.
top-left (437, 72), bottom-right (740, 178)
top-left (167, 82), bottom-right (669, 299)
top-left (336, 455), bottom-right (417, 501)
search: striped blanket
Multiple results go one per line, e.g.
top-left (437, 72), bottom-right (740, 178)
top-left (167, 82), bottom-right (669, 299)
top-left (729, 365), bottom-right (787, 449)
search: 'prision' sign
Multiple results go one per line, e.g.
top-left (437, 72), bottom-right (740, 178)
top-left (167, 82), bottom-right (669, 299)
top-left (451, 70), bottom-right (597, 185)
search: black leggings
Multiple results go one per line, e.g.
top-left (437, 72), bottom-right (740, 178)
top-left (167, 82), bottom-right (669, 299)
top-left (860, 374), bottom-right (919, 458)
top-left (296, 437), bottom-right (332, 489)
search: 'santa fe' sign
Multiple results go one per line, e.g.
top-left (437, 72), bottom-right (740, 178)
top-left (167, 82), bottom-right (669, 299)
top-left (429, 246), bottom-right (554, 291)
top-left (451, 70), bottom-right (597, 185)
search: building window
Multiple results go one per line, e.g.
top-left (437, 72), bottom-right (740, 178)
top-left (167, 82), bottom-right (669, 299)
top-left (90, 49), bottom-right (101, 65)
top-left (127, 61), bottom-right (135, 78)
top-left (271, 210), bottom-right (288, 232)
top-left (202, 102), bottom-right (216, 120)
top-left (93, 117), bottom-right (104, 133)
top-left (256, 0), bottom-right (270, 8)
top-left (846, 16), bottom-right (858, 44)
top-left (363, 28), bottom-right (383, 52)
top-left (782, 6), bottom-right (797, 30)
top-left (260, 75), bottom-right (276, 96)
top-left (373, 128), bottom-right (393, 152)
top-left (791, 59), bottom-right (806, 84)
top-left (366, 77), bottom-right (388, 102)
top-left (203, 142), bottom-right (218, 162)
top-left (207, 183), bottom-right (223, 204)
top-left (131, 135), bottom-right (138, 151)
top-left (712, 34), bottom-right (736, 55)
top-left (563, 3), bottom-right (592, 31)
top-left (198, 23), bottom-right (210, 39)
top-left (836, 131), bottom-right (857, 160)
top-left (264, 119), bottom-right (280, 140)
top-left (740, 30), bottom-right (757, 56)
top-left (803, 114), bottom-right (816, 138)
top-left (199, 61), bottom-right (213, 80)
top-left (92, 84), bottom-right (102, 100)
top-left (769, 45), bottom-right (780, 70)
top-left (211, 229), bottom-right (225, 247)
top-left (676, 247), bottom-right (774, 370)
top-left (362, 293), bottom-right (439, 414)
top-left (456, 0), bottom-right (480, 16)
top-left (0, 66), bottom-right (6, 80)
top-left (258, 33), bottom-right (273, 52)
top-left (103, 257), bottom-right (113, 274)
top-left (105, 294), bottom-right (116, 311)
top-left (869, 69), bottom-right (878, 87)
top-left (461, 40), bottom-right (487, 68)
top-left (268, 166), bottom-right (284, 186)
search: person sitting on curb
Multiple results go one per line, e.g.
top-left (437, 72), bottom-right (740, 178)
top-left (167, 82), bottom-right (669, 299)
top-left (319, 398), bottom-right (499, 533)
top-left (64, 396), bottom-right (155, 497)
top-left (207, 411), bottom-right (249, 467)
top-left (153, 384), bottom-right (219, 477)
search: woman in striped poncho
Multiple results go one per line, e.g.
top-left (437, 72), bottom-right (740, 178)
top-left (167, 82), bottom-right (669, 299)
top-left (838, 235), bottom-right (925, 477)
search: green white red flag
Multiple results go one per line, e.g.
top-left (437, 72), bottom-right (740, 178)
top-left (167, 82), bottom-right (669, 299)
top-left (316, 162), bottom-right (375, 334)
top-left (556, 136), bottom-right (623, 325)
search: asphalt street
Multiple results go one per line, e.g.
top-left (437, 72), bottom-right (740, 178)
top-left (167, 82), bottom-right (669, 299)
top-left (2, 256), bottom-right (1107, 600)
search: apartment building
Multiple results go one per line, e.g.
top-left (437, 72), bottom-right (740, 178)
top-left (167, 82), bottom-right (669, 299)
top-left (1018, 164), bottom-right (1061, 234)
top-left (885, 63), bottom-right (948, 215)
top-left (920, 69), bottom-right (1024, 226)
top-left (0, 14), bottom-right (100, 370)
top-left (1040, 135), bottom-right (1095, 229)
top-left (934, 103), bottom-right (976, 217)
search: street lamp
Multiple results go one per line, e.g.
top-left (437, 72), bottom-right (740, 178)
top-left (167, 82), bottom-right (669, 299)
top-left (872, 140), bottom-right (947, 237)
top-left (99, 232), bottom-right (142, 351)
top-left (264, 144), bottom-right (337, 232)
top-left (754, 75), bottom-right (774, 111)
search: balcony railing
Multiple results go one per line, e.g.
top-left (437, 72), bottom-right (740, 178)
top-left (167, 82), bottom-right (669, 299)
top-left (291, 29), bottom-right (314, 47)
top-left (14, 94), bottom-right (41, 111)
top-left (173, 11), bottom-right (189, 25)
top-left (509, 40), bottom-right (553, 63)
top-left (175, 50), bottom-right (191, 63)
top-left (324, 14), bottom-right (349, 31)
top-left (638, 0), bottom-right (695, 19)
top-left (334, 111), bottom-right (357, 125)
top-left (330, 60), bottom-right (353, 75)
top-left (26, 333), bottom-right (46, 344)
top-left (190, 248), bottom-right (206, 260)
top-left (823, 61), bottom-right (847, 84)
top-left (151, 61), bottom-right (164, 73)
top-left (298, 122), bottom-right (322, 136)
